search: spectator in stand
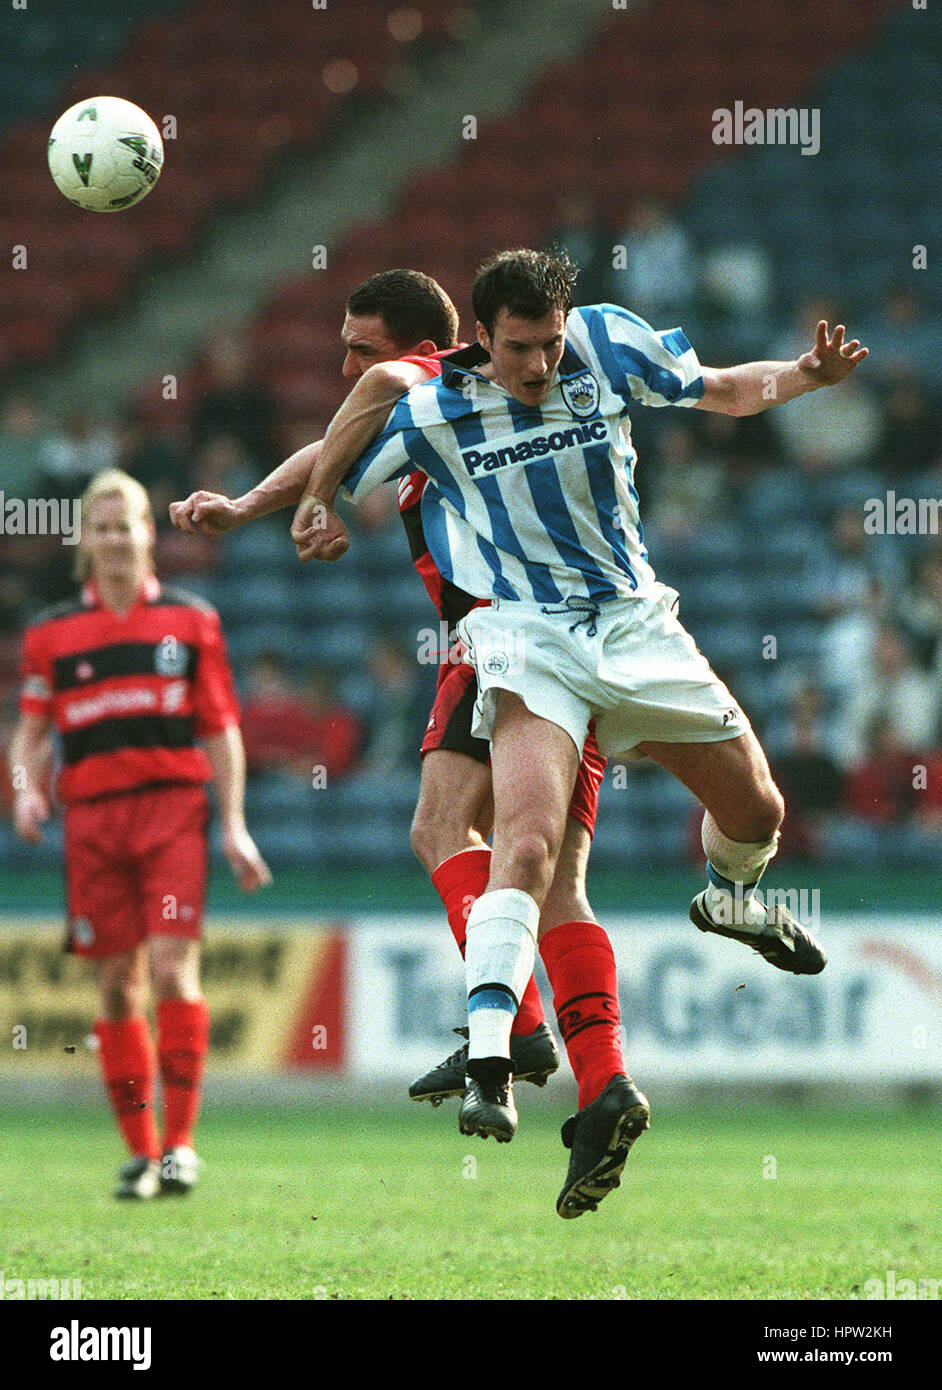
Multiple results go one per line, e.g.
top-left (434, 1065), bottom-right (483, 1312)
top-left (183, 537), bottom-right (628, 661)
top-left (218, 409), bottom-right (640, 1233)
top-left (844, 715), bottom-right (924, 826)
top-left (834, 623), bottom-right (941, 769)
top-left (241, 653), bottom-right (360, 782)
top-left (155, 433), bottom-right (258, 577)
top-left (643, 421), bottom-right (728, 543)
top-left (859, 283), bottom-right (942, 392)
top-left (769, 295), bottom-right (883, 484)
top-left (0, 395), bottom-right (68, 617)
top-left (896, 547), bottom-right (942, 673)
top-left (700, 407), bottom-right (787, 512)
top-left (873, 373), bottom-right (940, 483)
top-left (42, 409), bottom-right (118, 495)
top-left (607, 196), bottom-right (697, 323)
top-left (545, 189), bottom-right (612, 307)
top-left (770, 683), bottom-right (844, 861)
top-left (191, 433), bottom-right (258, 500)
top-left (190, 332), bottom-right (278, 469)
top-left (829, 712), bottom-right (942, 864)
top-left (358, 636), bottom-right (429, 776)
top-left (114, 407), bottom-right (193, 534)
top-left (770, 364), bottom-right (883, 479)
top-left (0, 394), bottom-right (57, 499)
top-left (816, 507), bottom-right (895, 700)
top-left (699, 241), bottom-right (774, 357)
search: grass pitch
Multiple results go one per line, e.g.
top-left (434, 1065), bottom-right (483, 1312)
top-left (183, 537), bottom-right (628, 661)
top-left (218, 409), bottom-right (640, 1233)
top-left (1, 1099), bottom-right (939, 1300)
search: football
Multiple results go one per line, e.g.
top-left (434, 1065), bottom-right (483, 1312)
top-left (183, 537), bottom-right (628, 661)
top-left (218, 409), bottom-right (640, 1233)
top-left (47, 96), bottom-right (163, 212)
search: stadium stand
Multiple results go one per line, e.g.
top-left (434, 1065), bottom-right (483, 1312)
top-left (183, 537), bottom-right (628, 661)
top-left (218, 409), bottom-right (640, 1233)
top-left (1, 0), bottom-right (940, 878)
top-left (0, 0), bottom-right (470, 366)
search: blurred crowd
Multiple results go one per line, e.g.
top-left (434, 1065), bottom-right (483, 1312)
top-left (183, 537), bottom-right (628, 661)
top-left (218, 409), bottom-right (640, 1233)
top-left (1, 198), bottom-right (940, 866)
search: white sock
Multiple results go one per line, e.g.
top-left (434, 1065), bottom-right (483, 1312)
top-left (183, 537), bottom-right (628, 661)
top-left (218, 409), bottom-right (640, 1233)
top-left (465, 889), bottom-right (539, 1062)
top-left (702, 814), bottom-right (779, 934)
top-left (705, 875), bottom-right (767, 932)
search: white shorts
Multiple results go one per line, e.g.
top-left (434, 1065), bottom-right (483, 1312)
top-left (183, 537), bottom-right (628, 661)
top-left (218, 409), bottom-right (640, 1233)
top-left (456, 583), bottom-right (749, 759)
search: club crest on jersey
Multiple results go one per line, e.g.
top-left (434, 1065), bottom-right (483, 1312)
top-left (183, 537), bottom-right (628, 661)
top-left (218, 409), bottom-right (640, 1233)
top-left (561, 372), bottom-right (600, 418)
top-left (154, 638), bottom-right (188, 676)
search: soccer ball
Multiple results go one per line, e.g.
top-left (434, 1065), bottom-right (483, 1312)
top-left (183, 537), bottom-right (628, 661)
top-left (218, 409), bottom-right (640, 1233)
top-left (47, 96), bottom-right (163, 212)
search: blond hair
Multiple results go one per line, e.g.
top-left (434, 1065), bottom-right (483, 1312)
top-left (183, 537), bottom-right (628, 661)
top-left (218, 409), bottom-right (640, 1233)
top-left (74, 469), bottom-right (154, 581)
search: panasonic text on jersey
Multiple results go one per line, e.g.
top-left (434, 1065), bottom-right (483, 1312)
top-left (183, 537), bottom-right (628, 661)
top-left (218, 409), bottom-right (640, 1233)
top-left (462, 420), bottom-right (609, 477)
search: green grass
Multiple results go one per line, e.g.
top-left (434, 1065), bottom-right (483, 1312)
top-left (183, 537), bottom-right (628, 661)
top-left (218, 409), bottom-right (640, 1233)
top-left (1, 1101), bottom-right (940, 1300)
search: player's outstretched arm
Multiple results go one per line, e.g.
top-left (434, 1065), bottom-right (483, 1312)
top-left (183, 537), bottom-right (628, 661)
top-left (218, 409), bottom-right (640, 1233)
top-left (169, 441), bottom-right (323, 536)
top-left (203, 726), bottom-right (273, 892)
top-left (292, 359), bottom-right (430, 562)
top-left (696, 321), bottom-right (868, 417)
top-left (8, 712), bottom-right (53, 843)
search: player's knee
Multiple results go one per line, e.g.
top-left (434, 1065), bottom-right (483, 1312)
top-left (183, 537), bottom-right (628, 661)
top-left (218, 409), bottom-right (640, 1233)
top-left (729, 779), bottom-right (785, 844)
top-left (411, 802), bottom-right (479, 873)
top-left (755, 782), bottom-right (786, 840)
top-left (148, 948), bottom-right (196, 1000)
top-left (409, 806), bottom-right (440, 873)
top-left (100, 978), bottom-right (144, 1020)
top-left (504, 830), bottom-right (557, 898)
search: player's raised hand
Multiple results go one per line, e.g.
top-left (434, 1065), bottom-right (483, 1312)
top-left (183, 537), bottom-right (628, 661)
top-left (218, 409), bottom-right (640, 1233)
top-left (797, 321), bottom-right (869, 387)
top-left (12, 788), bottom-right (49, 844)
top-left (222, 825), bottom-right (273, 893)
top-left (169, 491), bottom-right (244, 536)
top-left (291, 495), bottom-right (350, 563)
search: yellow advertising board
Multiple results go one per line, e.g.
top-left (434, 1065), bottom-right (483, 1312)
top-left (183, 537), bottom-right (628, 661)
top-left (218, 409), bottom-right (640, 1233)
top-left (0, 918), bottom-right (346, 1075)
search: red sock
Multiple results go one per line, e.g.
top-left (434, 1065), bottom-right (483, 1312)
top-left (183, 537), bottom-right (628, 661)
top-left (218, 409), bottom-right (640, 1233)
top-left (94, 1016), bottom-right (161, 1159)
top-left (431, 847), bottom-right (545, 1035)
top-left (157, 998), bottom-right (210, 1150)
top-left (539, 921), bottom-right (624, 1108)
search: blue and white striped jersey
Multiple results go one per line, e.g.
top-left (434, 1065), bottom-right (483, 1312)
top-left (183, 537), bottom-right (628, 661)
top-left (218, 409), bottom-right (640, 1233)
top-left (344, 304), bottom-right (704, 604)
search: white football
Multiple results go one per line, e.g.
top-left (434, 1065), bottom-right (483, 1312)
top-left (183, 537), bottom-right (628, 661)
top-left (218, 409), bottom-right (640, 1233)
top-left (48, 96), bottom-right (163, 212)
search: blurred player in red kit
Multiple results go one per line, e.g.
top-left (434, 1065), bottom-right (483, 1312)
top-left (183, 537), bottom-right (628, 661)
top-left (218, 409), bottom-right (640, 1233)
top-left (9, 469), bottom-right (271, 1199)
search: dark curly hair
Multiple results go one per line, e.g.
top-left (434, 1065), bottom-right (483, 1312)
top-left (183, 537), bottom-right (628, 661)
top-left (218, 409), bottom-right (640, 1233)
top-left (471, 247), bottom-right (578, 337)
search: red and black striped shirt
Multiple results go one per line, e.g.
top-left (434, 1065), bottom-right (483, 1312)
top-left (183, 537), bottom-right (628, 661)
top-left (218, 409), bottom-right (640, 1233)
top-left (19, 575), bottom-right (240, 804)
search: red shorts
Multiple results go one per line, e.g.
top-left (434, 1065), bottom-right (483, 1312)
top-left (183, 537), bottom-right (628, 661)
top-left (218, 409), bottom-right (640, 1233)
top-left (64, 783), bottom-right (209, 958)
top-left (420, 654), bottom-right (607, 837)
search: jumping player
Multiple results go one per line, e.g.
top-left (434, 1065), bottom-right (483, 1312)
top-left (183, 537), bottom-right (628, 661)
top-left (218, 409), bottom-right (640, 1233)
top-left (10, 470), bottom-right (271, 1199)
top-left (319, 249), bottom-right (867, 1216)
top-left (172, 272), bottom-right (618, 1108)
